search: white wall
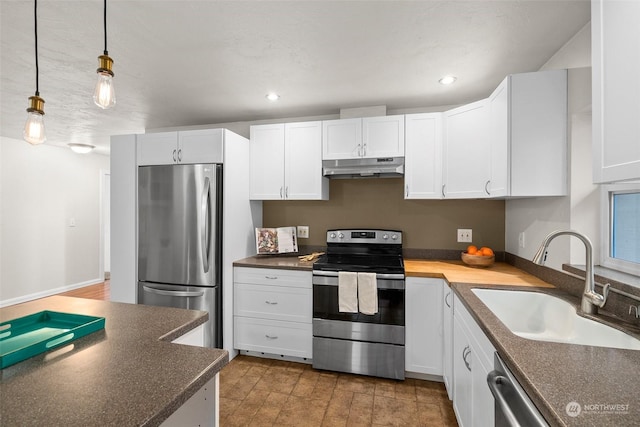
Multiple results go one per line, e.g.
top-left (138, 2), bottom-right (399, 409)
top-left (0, 137), bottom-right (110, 306)
top-left (505, 22), bottom-right (596, 271)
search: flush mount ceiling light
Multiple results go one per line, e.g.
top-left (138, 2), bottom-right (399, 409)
top-left (265, 93), bottom-right (280, 101)
top-left (93, 0), bottom-right (115, 109)
top-left (438, 75), bottom-right (457, 85)
top-left (68, 143), bottom-right (95, 154)
top-left (23, 0), bottom-right (46, 145)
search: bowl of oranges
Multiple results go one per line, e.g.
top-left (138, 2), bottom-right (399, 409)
top-left (461, 245), bottom-right (495, 268)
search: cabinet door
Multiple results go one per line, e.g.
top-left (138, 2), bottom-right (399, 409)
top-left (405, 278), bottom-right (443, 375)
top-left (452, 316), bottom-right (473, 427)
top-left (592, 0), bottom-right (640, 183)
top-left (471, 343), bottom-right (495, 427)
top-left (285, 121), bottom-right (328, 200)
top-left (178, 129), bottom-right (224, 164)
top-left (322, 118), bottom-right (362, 160)
top-left (249, 124), bottom-right (285, 200)
top-left (404, 113), bottom-right (443, 199)
top-left (442, 288), bottom-right (453, 400)
top-left (488, 77), bottom-right (509, 198)
top-left (136, 132), bottom-right (179, 166)
top-left (362, 115), bottom-right (405, 158)
top-left (443, 100), bottom-right (491, 199)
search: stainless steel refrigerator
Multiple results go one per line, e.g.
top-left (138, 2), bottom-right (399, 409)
top-left (137, 163), bottom-right (222, 348)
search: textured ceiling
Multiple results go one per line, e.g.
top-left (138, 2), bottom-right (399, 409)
top-left (0, 0), bottom-right (590, 153)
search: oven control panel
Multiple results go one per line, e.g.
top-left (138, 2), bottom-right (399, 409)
top-left (326, 229), bottom-right (402, 244)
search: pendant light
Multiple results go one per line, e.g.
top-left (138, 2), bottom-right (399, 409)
top-left (93, 0), bottom-right (115, 109)
top-left (23, 0), bottom-right (46, 145)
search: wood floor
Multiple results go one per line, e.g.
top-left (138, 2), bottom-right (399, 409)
top-left (57, 282), bottom-right (458, 426)
top-left (58, 281), bottom-right (110, 300)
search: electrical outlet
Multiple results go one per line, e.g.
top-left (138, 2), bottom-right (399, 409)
top-left (519, 232), bottom-right (526, 248)
top-left (457, 229), bottom-right (472, 243)
top-left (297, 226), bottom-right (309, 239)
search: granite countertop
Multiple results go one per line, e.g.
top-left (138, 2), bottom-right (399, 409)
top-left (453, 284), bottom-right (640, 427)
top-left (0, 296), bottom-right (228, 427)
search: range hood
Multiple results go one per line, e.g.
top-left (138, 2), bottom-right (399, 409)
top-left (322, 157), bottom-right (404, 179)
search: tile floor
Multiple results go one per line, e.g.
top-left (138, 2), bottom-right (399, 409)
top-left (219, 355), bottom-right (458, 426)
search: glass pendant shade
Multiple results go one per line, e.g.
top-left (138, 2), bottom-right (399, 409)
top-left (93, 70), bottom-right (116, 109)
top-left (93, 54), bottom-right (115, 109)
top-left (23, 95), bottom-right (46, 145)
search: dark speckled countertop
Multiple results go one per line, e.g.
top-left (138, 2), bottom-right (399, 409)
top-left (453, 284), bottom-right (640, 427)
top-left (0, 296), bottom-right (228, 427)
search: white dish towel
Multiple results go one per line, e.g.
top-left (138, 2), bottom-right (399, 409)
top-left (338, 271), bottom-right (358, 313)
top-left (357, 272), bottom-right (378, 315)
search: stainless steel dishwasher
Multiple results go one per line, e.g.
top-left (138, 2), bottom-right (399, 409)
top-left (487, 353), bottom-right (549, 427)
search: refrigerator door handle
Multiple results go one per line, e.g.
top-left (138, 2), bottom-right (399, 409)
top-left (142, 285), bottom-right (205, 298)
top-left (202, 177), bottom-right (211, 273)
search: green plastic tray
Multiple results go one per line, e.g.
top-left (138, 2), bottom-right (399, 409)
top-left (0, 311), bottom-right (105, 369)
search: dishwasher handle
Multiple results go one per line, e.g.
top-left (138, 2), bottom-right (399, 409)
top-left (487, 369), bottom-right (548, 427)
top-left (487, 370), bottom-right (521, 427)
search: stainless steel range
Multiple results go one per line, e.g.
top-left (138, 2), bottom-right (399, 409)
top-left (312, 229), bottom-right (405, 380)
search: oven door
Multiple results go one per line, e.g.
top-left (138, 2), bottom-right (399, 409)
top-left (312, 272), bottom-right (405, 326)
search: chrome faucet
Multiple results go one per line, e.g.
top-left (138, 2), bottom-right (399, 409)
top-left (533, 230), bottom-right (610, 315)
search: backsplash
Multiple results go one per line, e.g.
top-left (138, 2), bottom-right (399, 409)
top-left (263, 178), bottom-right (505, 250)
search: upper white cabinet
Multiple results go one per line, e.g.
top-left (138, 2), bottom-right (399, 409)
top-left (404, 113), bottom-right (443, 199)
top-left (488, 70), bottom-right (567, 197)
top-left (592, 0), bottom-right (640, 183)
top-left (137, 129), bottom-right (224, 166)
top-left (250, 121), bottom-right (328, 200)
top-left (405, 277), bottom-right (444, 376)
top-left (443, 100), bottom-right (491, 199)
top-left (322, 115), bottom-right (404, 160)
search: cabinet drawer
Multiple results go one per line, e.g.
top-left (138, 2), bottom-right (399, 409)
top-left (234, 317), bottom-right (312, 358)
top-left (234, 283), bottom-right (311, 323)
top-left (234, 267), bottom-right (311, 288)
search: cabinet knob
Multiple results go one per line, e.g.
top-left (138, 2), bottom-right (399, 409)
top-left (177, 149), bottom-right (182, 162)
top-left (172, 149), bottom-right (177, 162)
top-left (265, 300), bottom-right (278, 305)
top-left (265, 276), bottom-right (278, 280)
top-left (265, 334), bottom-right (278, 340)
top-left (485, 180), bottom-right (491, 195)
top-left (442, 184), bottom-right (446, 198)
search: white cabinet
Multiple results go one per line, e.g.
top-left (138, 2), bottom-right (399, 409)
top-left (405, 277), bottom-right (444, 376)
top-left (322, 115), bottom-right (404, 160)
top-left (233, 267), bottom-right (312, 359)
top-left (171, 324), bottom-right (205, 347)
top-left (592, 0), bottom-right (640, 183)
top-left (442, 100), bottom-right (491, 199)
top-left (442, 286), bottom-right (454, 400)
top-left (161, 375), bottom-right (218, 427)
top-left (404, 113), bottom-right (443, 199)
top-left (488, 70), bottom-right (567, 197)
top-left (452, 293), bottom-right (495, 427)
top-left (137, 129), bottom-right (224, 166)
top-left (249, 122), bottom-right (328, 200)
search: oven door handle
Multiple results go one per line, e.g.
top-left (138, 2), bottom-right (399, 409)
top-left (312, 270), bottom-right (405, 280)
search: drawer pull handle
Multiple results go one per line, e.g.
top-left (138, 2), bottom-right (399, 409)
top-left (265, 300), bottom-right (278, 305)
top-left (265, 276), bottom-right (278, 280)
top-left (265, 334), bottom-right (278, 340)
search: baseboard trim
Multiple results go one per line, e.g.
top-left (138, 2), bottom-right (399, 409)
top-left (0, 278), bottom-right (103, 308)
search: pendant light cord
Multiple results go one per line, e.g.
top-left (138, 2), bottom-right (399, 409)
top-left (34, 0), bottom-right (39, 96)
top-left (103, 0), bottom-right (108, 55)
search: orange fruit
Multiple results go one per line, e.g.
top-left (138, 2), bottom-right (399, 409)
top-left (466, 245), bottom-right (478, 255)
top-left (480, 247), bottom-right (494, 256)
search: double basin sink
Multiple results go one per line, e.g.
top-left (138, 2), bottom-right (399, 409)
top-left (471, 288), bottom-right (640, 351)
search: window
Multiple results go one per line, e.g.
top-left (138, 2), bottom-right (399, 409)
top-left (601, 183), bottom-right (640, 275)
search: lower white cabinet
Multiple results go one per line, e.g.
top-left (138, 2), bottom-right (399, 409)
top-left (452, 293), bottom-right (495, 427)
top-left (161, 375), bottom-right (219, 427)
top-left (171, 323), bottom-right (205, 347)
top-left (442, 286), bottom-right (454, 399)
top-left (405, 277), bottom-right (444, 375)
top-left (233, 267), bottom-right (312, 358)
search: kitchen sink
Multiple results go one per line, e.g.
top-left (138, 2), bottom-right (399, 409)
top-left (471, 288), bottom-right (640, 350)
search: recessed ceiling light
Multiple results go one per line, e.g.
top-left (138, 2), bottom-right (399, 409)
top-left (265, 93), bottom-right (280, 101)
top-left (439, 75), bottom-right (457, 85)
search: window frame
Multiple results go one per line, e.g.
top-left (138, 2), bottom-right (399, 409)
top-left (600, 182), bottom-right (640, 276)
